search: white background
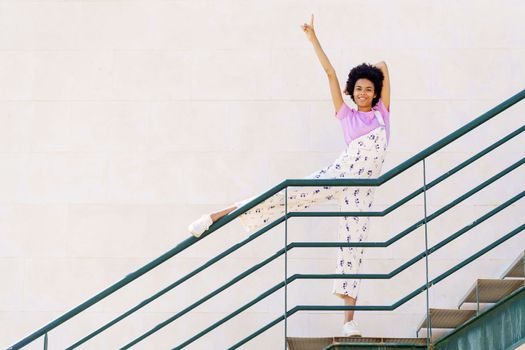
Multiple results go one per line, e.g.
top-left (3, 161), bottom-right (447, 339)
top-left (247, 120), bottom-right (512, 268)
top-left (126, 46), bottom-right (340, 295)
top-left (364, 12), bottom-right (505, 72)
top-left (0, 0), bottom-right (524, 349)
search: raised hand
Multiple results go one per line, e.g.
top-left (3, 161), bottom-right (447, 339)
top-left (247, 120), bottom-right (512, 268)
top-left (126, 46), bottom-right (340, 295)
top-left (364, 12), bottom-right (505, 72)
top-left (301, 14), bottom-right (316, 42)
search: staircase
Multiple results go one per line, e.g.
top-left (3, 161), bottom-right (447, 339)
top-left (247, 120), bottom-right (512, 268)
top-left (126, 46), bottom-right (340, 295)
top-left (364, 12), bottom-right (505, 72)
top-left (286, 252), bottom-right (525, 350)
top-left (417, 251), bottom-right (524, 336)
top-left (7, 90), bottom-right (525, 350)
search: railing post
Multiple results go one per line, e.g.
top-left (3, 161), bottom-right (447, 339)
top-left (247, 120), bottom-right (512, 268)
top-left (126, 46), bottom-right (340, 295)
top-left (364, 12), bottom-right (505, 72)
top-left (475, 281), bottom-right (480, 315)
top-left (284, 187), bottom-right (288, 349)
top-left (422, 159), bottom-right (432, 349)
top-left (43, 333), bottom-right (48, 350)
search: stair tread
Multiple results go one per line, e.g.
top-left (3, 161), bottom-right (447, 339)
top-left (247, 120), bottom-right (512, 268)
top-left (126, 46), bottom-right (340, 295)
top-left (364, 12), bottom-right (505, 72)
top-left (458, 278), bottom-right (524, 306)
top-left (417, 308), bottom-right (476, 329)
top-left (287, 337), bottom-right (426, 350)
top-left (501, 251), bottom-right (524, 278)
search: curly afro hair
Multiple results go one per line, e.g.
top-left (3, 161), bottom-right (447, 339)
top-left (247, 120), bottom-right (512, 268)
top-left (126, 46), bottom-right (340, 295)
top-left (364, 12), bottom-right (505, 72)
top-left (345, 63), bottom-right (384, 108)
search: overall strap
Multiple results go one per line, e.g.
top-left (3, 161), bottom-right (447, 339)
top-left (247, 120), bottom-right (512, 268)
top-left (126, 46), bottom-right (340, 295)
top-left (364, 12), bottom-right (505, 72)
top-left (373, 109), bottom-right (385, 126)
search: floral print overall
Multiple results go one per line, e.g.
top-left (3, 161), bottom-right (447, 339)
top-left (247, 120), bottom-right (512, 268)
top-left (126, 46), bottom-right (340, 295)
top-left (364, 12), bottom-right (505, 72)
top-left (235, 112), bottom-right (388, 299)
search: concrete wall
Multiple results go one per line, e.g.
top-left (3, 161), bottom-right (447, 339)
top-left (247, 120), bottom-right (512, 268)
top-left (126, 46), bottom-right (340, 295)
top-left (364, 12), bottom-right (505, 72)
top-left (0, 0), bottom-right (524, 349)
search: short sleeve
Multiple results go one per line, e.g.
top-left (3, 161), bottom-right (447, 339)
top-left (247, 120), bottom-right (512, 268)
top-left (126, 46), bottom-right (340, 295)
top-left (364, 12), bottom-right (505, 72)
top-left (375, 98), bottom-right (391, 145)
top-left (375, 98), bottom-right (389, 114)
top-left (335, 102), bottom-right (351, 120)
top-left (374, 98), bottom-right (390, 118)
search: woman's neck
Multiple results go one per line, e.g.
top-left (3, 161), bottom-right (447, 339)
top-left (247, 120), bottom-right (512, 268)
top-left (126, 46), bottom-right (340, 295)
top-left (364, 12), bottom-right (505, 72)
top-left (358, 106), bottom-right (372, 112)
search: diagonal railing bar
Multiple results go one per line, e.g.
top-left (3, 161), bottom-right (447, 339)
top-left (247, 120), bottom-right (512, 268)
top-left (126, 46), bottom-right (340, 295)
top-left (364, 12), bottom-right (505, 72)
top-left (288, 157), bottom-right (525, 220)
top-left (7, 236), bottom-right (202, 350)
top-left (65, 218), bottom-right (284, 350)
top-left (228, 223), bottom-right (525, 349)
top-left (229, 314), bottom-right (286, 350)
top-left (9, 89), bottom-right (525, 350)
top-left (369, 157), bottom-right (524, 246)
top-left (67, 128), bottom-right (524, 349)
top-left (160, 191), bottom-right (523, 350)
top-left (117, 160), bottom-right (523, 349)
top-left (169, 280), bottom-right (288, 350)
top-left (296, 222), bottom-right (525, 313)
top-left (364, 124), bottom-right (525, 217)
top-left (257, 123), bottom-right (525, 221)
top-left (120, 250), bottom-right (287, 349)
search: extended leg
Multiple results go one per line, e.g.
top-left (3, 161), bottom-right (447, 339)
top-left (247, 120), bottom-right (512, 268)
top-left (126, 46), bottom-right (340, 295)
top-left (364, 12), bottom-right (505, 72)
top-left (210, 205), bottom-right (237, 223)
top-left (188, 204), bottom-right (239, 237)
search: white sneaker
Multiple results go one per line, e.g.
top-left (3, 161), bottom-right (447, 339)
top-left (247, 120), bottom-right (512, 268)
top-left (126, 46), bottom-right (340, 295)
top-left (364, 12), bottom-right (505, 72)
top-left (342, 320), bottom-right (362, 337)
top-left (188, 214), bottom-right (213, 238)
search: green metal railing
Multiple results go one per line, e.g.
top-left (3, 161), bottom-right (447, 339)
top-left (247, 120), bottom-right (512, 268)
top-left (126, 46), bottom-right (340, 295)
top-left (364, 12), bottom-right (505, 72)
top-left (8, 88), bottom-right (525, 350)
top-left (229, 223), bottom-right (525, 350)
top-left (117, 158), bottom-right (524, 350)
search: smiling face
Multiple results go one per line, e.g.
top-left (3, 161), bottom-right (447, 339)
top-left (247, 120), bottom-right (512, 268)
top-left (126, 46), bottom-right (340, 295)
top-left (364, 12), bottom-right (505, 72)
top-left (352, 78), bottom-right (376, 111)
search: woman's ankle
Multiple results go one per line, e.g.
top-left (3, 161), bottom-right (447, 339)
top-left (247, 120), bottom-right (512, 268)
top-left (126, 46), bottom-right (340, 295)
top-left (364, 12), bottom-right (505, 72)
top-left (210, 206), bottom-right (237, 223)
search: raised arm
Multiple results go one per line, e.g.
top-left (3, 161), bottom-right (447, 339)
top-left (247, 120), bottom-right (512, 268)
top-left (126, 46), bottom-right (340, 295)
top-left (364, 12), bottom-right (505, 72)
top-left (302, 14), bottom-right (344, 113)
top-left (373, 61), bottom-right (390, 111)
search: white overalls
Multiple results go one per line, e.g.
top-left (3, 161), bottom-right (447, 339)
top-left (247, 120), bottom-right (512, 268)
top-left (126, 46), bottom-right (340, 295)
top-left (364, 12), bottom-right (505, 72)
top-left (235, 111), bottom-right (388, 299)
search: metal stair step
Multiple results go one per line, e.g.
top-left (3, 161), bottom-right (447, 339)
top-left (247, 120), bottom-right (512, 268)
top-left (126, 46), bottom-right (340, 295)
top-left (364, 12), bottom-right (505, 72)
top-left (287, 337), bottom-right (331, 350)
top-left (458, 278), bottom-right (524, 308)
top-left (501, 250), bottom-right (524, 278)
top-left (417, 308), bottom-right (476, 330)
top-left (286, 337), bottom-right (427, 350)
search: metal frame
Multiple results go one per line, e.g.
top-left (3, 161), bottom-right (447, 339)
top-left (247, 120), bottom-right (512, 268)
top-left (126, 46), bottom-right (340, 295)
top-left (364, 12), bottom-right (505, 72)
top-left (122, 168), bottom-right (523, 349)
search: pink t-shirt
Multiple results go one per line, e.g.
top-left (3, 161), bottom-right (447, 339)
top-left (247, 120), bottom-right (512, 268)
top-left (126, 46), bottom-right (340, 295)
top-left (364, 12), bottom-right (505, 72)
top-left (335, 98), bottom-right (390, 146)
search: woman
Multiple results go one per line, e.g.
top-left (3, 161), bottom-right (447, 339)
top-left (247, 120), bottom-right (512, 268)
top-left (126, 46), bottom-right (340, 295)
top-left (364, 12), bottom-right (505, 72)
top-left (188, 14), bottom-right (390, 337)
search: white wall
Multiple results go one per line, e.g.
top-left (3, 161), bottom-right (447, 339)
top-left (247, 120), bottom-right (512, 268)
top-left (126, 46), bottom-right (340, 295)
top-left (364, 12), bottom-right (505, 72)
top-left (0, 0), bottom-right (524, 349)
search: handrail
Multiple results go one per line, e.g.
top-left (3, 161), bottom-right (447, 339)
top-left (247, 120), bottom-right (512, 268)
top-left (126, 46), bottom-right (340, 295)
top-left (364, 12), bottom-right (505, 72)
top-left (66, 125), bottom-right (525, 349)
top-left (8, 88), bottom-right (525, 350)
top-left (228, 223), bottom-right (525, 350)
top-left (138, 190), bottom-right (523, 349)
top-left (119, 159), bottom-right (524, 348)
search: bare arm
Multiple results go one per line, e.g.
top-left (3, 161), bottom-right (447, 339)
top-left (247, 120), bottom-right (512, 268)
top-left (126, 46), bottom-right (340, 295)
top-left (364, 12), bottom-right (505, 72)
top-left (373, 61), bottom-right (390, 111)
top-left (302, 15), bottom-right (344, 113)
